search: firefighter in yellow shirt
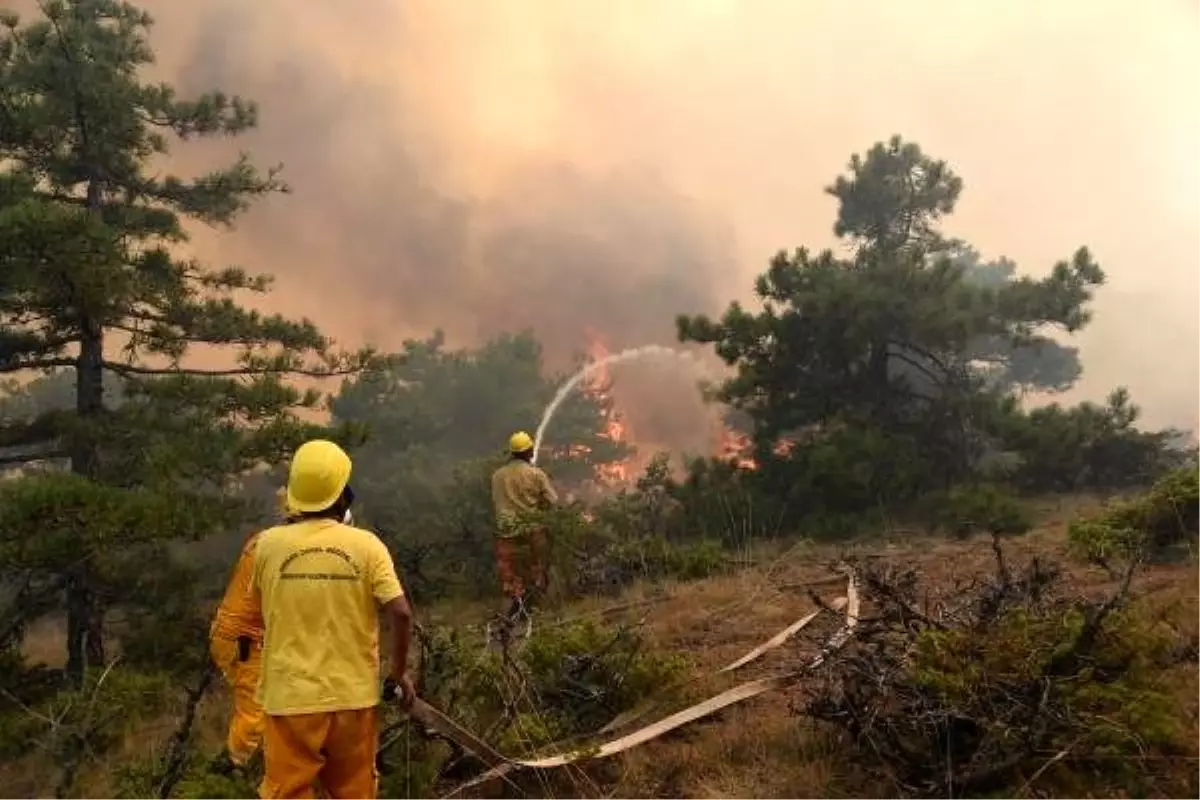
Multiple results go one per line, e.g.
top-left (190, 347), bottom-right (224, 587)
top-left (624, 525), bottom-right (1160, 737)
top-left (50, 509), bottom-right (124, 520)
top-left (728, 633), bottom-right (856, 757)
top-left (490, 431), bottom-right (558, 618)
top-left (208, 488), bottom-right (294, 773)
top-left (252, 439), bottom-right (414, 800)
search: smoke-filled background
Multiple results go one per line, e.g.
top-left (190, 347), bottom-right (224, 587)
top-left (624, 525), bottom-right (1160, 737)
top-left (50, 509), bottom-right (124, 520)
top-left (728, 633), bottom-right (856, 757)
top-left (98, 1), bottom-right (1200, 450)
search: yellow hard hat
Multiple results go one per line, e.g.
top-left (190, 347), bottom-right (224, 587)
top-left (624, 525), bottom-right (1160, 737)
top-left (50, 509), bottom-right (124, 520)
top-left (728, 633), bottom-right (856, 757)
top-left (287, 439), bottom-right (352, 514)
top-left (509, 431), bottom-right (534, 454)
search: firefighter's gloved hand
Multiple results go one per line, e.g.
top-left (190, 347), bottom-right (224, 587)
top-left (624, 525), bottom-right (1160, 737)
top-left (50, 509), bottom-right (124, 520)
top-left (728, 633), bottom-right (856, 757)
top-left (382, 674), bottom-right (416, 712)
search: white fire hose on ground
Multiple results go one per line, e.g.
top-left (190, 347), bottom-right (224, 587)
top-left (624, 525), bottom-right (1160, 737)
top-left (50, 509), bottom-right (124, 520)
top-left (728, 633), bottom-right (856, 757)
top-left (376, 570), bottom-right (861, 796)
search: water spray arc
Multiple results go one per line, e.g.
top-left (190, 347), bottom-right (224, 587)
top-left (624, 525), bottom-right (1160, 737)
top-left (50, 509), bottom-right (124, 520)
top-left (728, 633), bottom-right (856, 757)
top-left (531, 345), bottom-right (705, 465)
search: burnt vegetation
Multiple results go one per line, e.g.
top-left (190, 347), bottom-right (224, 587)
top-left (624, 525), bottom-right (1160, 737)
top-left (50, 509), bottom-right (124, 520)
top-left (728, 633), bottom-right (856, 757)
top-left (1, 2), bottom-right (1197, 798)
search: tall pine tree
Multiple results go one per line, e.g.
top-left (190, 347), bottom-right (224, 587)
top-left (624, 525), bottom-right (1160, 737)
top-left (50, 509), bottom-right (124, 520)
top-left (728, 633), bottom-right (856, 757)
top-left (0, 0), bottom-right (371, 683)
top-left (678, 136), bottom-right (1104, 496)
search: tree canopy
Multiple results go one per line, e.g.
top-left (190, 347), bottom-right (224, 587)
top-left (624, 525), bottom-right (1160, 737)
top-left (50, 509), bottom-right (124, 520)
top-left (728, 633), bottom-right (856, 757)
top-left (0, 0), bottom-right (367, 682)
top-left (678, 135), bottom-right (1106, 496)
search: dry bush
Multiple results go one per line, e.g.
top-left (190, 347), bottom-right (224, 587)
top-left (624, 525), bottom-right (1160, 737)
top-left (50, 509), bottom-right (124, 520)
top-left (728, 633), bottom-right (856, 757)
top-left (804, 538), bottom-right (1197, 798)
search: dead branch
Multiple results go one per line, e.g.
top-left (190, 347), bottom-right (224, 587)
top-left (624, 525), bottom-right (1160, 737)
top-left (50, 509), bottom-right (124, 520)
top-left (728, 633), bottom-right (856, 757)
top-left (802, 540), bottom-right (1167, 797)
top-left (156, 661), bottom-right (217, 799)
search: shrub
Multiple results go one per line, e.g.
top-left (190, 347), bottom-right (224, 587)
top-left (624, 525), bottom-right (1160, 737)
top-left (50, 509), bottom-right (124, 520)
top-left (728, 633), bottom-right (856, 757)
top-left (0, 666), bottom-right (176, 797)
top-left (923, 482), bottom-right (1033, 538)
top-left (1068, 465), bottom-right (1199, 568)
top-left (805, 541), bottom-right (1195, 798)
top-left (1003, 388), bottom-right (1192, 493)
top-left (375, 617), bottom-right (686, 795)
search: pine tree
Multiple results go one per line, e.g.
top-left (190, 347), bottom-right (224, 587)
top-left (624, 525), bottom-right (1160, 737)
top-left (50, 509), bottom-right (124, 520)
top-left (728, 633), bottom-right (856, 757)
top-left (0, 0), bottom-right (371, 683)
top-left (678, 136), bottom-right (1105, 495)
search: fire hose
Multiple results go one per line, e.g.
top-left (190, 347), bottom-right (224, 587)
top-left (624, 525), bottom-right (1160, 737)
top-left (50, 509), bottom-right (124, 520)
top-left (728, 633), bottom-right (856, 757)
top-left (375, 572), bottom-right (860, 795)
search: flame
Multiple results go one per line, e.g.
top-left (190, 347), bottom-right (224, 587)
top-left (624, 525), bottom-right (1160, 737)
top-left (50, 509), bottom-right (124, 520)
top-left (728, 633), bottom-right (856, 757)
top-left (582, 332), bottom-right (634, 486)
top-left (573, 331), bottom-right (790, 484)
top-left (713, 422), bottom-right (801, 470)
top-left (715, 425), bottom-right (758, 471)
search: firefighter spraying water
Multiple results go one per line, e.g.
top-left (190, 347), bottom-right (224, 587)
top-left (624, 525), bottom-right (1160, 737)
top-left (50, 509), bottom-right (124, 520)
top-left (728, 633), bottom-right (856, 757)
top-left (487, 432), bottom-right (558, 642)
top-left (476, 345), bottom-right (707, 639)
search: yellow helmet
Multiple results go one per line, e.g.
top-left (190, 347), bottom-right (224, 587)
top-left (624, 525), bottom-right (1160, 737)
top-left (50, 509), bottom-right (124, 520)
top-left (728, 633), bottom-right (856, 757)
top-left (509, 431), bottom-right (534, 454)
top-left (287, 439), bottom-right (352, 514)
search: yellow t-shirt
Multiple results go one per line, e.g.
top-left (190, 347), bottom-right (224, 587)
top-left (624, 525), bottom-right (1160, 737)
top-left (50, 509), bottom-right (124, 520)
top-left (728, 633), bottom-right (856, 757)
top-left (251, 518), bottom-right (404, 715)
top-left (491, 460), bottom-right (557, 537)
top-left (210, 530), bottom-right (265, 642)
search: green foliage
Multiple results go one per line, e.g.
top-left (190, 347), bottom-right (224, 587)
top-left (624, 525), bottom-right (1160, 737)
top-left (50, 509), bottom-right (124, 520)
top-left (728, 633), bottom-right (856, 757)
top-left (1003, 388), bottom-right (1192, 493)
top-left (906, 605), bottom-right (1186, 796)
top-left (825, 135), bottom-right (963, 253)
top-left (333, 331), bottom-right (629, 484)
top-left (0, 472), bottom-right (224, 678)
top-left (923, 483), bottom-right (1033, 539)
top-left (678, 137), bottom-right (1103, 448)
top-left (115, 752), bottom-right (258, 800)
top-left (516, 620), bottom-right (685, 739)
top-left (953, 243), bottom-right (1084, 393)
top-left (0, 0), bottom-right (368, 391)
top-left (630, 455), bottom-right (780, 544)
top-left (176, 773), bottom-right (257, 800)
top-left (1068, 466), bottom-right (1199, 567)
top-left (375, 618), bottom-right (685, 795)
top-left (361, 452), bottom-right (730, 604)
top-left (675, 134), bottom-right (1185, 529)
top-left (0, 0), bottom-right (369, 682)
top-left (0, 665), bottom-right (174, 796)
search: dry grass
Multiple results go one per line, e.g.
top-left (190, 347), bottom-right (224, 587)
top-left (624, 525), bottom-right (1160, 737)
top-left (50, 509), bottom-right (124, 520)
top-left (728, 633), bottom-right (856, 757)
top-left (4, 492), bottom-right (1196, 799)
top-left (554, 494), bottom-right (1197, 799)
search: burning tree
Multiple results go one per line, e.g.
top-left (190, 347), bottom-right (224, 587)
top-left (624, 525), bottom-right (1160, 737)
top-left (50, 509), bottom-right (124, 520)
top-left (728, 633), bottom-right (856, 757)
top-left (582, 335), bottom-right (634, 486)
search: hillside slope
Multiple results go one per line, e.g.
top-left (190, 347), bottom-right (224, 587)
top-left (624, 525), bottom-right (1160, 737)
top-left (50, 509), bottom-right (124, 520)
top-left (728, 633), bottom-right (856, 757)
top-left (4, 496), bottom-right (1196, 798)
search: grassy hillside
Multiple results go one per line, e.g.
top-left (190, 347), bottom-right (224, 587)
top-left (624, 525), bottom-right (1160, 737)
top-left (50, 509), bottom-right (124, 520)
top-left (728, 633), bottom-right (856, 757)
top-left (4, 493), bottom-right (1195, 799)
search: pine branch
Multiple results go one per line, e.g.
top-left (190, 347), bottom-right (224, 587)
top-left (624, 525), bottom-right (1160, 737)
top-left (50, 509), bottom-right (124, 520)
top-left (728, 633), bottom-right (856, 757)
top-left (101, 359), bottom-right (362, 379)
top-left (0, 356), bottom-right (76, 373)
top-left (0, 445), bottom-right (68, 466)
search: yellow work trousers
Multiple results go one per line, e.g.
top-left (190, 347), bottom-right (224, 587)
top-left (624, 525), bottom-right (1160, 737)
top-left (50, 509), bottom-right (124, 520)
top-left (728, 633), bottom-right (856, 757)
top-left (210, 634), bottom-right (265, 765)
top-left (259, 707), bottom-right (380, 799)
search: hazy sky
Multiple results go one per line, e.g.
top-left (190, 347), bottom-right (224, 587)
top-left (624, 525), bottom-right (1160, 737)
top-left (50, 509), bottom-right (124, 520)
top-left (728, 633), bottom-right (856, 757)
top-left (26, 1), bottom-right (1200, 442)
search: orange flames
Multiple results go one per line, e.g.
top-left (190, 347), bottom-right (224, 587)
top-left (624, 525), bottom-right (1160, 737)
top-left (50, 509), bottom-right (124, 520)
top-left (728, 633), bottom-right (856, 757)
top-left (577, 331), bottom-right (778, 484)
top-left (583, 334), bottom-right (633, 486)
top-left (716, 426), bottom-right (758, 470)
top-left (714, 424), bottom-right (797, 470)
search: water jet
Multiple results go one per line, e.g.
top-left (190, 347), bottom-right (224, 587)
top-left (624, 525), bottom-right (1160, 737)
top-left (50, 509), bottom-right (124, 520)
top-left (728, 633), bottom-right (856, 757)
top-left (532, 345), bottom-right (707, 465)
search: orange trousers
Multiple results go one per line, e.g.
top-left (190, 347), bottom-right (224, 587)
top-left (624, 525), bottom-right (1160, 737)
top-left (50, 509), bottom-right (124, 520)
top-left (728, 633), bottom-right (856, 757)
top-left (494, 528), bottom-right (549, 600)
top-left (210, 634), bottom-right (265, 765)
top-left (259, 707), bottom-right (379, 799)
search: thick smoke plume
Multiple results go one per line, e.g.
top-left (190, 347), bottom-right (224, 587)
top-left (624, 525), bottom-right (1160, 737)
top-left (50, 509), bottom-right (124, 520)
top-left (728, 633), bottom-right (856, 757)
top-left (19, 1), bottom-right (1200, 451)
